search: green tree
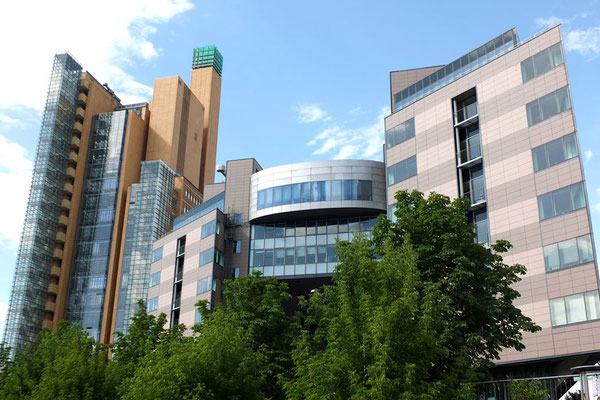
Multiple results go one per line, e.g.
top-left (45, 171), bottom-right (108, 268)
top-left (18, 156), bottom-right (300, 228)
top-left (286, 190), bottom-right (540, 400)
top-left (508, 379), bottom-right (550, 400)
top-left (0, 321), bottom-right (115, 400)
top-left (121, 272), bottom-right (301, 400)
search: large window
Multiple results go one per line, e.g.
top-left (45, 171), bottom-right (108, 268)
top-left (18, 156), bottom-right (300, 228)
top-left (521, 43), bottom-right (564, 83)
top-left (250, 215), bottom-right (379, 277)
top-left (257, 179), bottom-right (373, 210)
top-left (215, 249), bottom-right (224, 267)
top-left (147, 297), bottom-right (158, 312)
top-left (199, 248), bottom-right (214, 266)
top-left (532, 133), bottom-right (578, 172)
top-left (201, 220), bottom-right (217, 238)
top-left (550, 291), bottom-right (600, 327)
top-left (526, 87), bottom-right (571, 126)
top-left (538, 182), bottom-right (586, 221)
top-left (197, 276), bottom-right (212, 295)
top-left (387, 155), bottom-right (417, 186)
top-left (149, 271), bottom-right (161, 287)
top-left (151, 247), bottom-right (163, 263)
top-left (544, 235), bottom-right (594, 272)
top-left (385, 118), bottom-right (415, 149)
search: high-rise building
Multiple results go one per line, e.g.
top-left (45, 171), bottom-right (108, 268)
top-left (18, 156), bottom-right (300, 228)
top-left (4, 46), bottom-right (223, 351)
top-left (385, 25), bottom-right (600, 378)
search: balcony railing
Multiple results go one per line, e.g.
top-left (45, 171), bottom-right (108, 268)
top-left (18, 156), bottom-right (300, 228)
top-left (454, 102), bottom-right (478, 125)
top-left (457, 134), bottom-right (482, 166)
top-left (463, 176), bottom-right (486, 206)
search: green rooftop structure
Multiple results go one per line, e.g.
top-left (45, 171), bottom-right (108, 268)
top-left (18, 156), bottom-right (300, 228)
top-left (192, 46), bottom-right (223, 76)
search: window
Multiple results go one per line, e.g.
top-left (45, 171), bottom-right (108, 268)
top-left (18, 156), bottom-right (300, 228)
top-left (385, 118), bottom-right (415, 149)
top-left (543, 235), bottom-right (594, 272)
top-left (147, 297), bottom-right (158, 312)
top-left (521, 43), bottom-right (564, 83)
top-left (195, 308), bottom-right (203, 324)
top-left (149, 271), bottom-right (161, 287)
top-left (538, 182), bottom-right (586, 220)
top-left (215, 249), bottom-right (224, 267)
top-left (532, 133), bottom-right (578, 172)
top-left (201, 220), bottom-right (217, 238)
top-left (233, 240), bottom-right (241, 254)
top-left (234, 214), bottom-right (243, 225)
top-left (387, 156), bottom-right (417, 186)
top-left (231, 268), bottom-right (240, 279)
top-left (256, 179), bottom-right (373, 209)
top-left (199, 248), bottom-right (214, 266)
top-left (526, 87), bottom-right (571, 126)
top-left (550, 291), bottom-right (600, 327)
top-left (197, 276), bottom-right (212, 294)
top-left (151, 247), bottom-right (163, 263)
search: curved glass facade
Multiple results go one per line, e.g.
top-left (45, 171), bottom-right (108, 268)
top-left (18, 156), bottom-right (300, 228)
top-left (257, 180), bottom-right (373, 210)
top-left (249, 215), bottom-right (379, 277)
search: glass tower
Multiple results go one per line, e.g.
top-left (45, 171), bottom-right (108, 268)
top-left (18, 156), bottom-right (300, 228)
top-left (3, 54), bottom-right (82, 351)
top-left (65, 111), bottom-right (127, 341)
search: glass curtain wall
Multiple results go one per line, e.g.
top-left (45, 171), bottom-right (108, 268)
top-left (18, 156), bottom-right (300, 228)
top-left (3, 54), bottom-right (82, 351)
top-left (65, 111), bottom-right (128, 341)
top-left (114, 161), bottom-right (178, 335)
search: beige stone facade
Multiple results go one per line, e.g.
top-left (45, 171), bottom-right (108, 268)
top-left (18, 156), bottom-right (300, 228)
top-left (384, 26), bottom-right (599, 367)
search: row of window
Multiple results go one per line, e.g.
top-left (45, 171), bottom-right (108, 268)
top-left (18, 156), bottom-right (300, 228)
top-left (251, 245), bottom-right (338, 267)
top-left (251, 217), bottom-right (378, 240)
top-left (544, 234), bottom-right (594, 272)
top-left (257, 179), bottom-right (374, 210)
top-left (521, 42), bottom-right (564, 83)
top-left (550, 291), bottom-right (600, 327)
top-left (387, 156), bottom-right (417, 186)
top-left (526, 86), bottom-right (571, 127)
top-left (538, 182), bottom-right (585, 221)
top-left (385, 118), bottom-right (415, 150)
top-left (532, 133), bottom-right (578, 172)
top-left (251, 263), bottom-right (337, 277)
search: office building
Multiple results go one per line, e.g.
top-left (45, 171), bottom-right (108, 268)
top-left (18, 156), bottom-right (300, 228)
top-left (385, 25), bottom-right (599, 378)
top-left (148, 159), bottom-right (386, 328)
top-left (4, 46), bottom-right (223, 350)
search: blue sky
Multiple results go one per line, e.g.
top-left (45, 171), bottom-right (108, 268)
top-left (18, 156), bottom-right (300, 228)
top-left (0, 0), bottom-right (599, 335)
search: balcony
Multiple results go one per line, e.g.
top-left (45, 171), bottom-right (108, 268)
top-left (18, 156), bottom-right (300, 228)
top-left (63, 181), bottom-right (74, 194)
top-left (68, 151), bottom-right (78, 165)
top-left (74, 107), bottom-right (85, 121)
top-left (44, 301), bottom-right (56, 313)
top-left (456, 134), bottom-right (482, 168)
top-left (72, 121), bottom-right (83, 134)
top-left (60, 198), bottom-right (71, 210)
top-left (58, 214), bottom-right (69, 227)
top-left (454, 102), bottom-right (479, 127)
top-left (50, 265), bottom-right (61, 277)
top-left (78, 79), bottom-right (89, 93)
top-left (47, 283), bottom-right (58, 295)
top-left (175, 267), bottom-right (183, 283)
top-left (66, 166), bottom-right (76, 179)
top-left (463, 178), bottom-right (486, 208)
top-left (55, 231), bottom-right (66, 243)
top-left (52, 248), bottom-right (63, 260)
top-left (76, 92), bottom-right (87, 106)
top-left (70, 135), bottom-right (80, 150)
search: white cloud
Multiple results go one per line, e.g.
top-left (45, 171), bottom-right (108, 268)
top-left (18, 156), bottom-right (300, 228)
top-left (0, 0), bottom-right (194, 110)
top-left (0, 301), bottom-right (7, 339)
top-left (534, 16), bottom-right (567, 29)
top-left (296, 104), bottom-right (330, 123)
top-left (596, 187), bottom-right (600, 197)
top-left (565, 27), bottom-right (600, 57)
top-left (0, 134), bottom-right (33, 249)
top-left (307, 106), bottom-right (388, 160)
top-left (0, 113), bottom-right (19, 126)
top-left (595, 202), bottom-right (600, 213)
top-left (584, 149), bottom-right (594, 160)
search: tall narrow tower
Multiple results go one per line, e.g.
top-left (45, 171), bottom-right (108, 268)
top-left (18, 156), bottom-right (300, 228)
top-left (190, 46), bottom-right (223, 189)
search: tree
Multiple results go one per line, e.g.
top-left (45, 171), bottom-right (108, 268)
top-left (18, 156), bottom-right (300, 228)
top-left (120, 272), bottom-right (301, 400)
top-left (286, 190), bottom-right (540, 400)
top-left (508, 379), bottom-right (550, 400)
top-left (0, 321), bottom-right (115, 400)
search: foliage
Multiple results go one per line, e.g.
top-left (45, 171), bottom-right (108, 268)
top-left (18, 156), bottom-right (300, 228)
top-left (285, 190), bottom-right (540, 400)
top-left (0, 321), bottom-right (115, 400)
top-left (508, 379), bottom-right (550, 400)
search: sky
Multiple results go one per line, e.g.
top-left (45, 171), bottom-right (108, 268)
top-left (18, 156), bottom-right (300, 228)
top-left (0, 0), bottom-right (599, 336)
